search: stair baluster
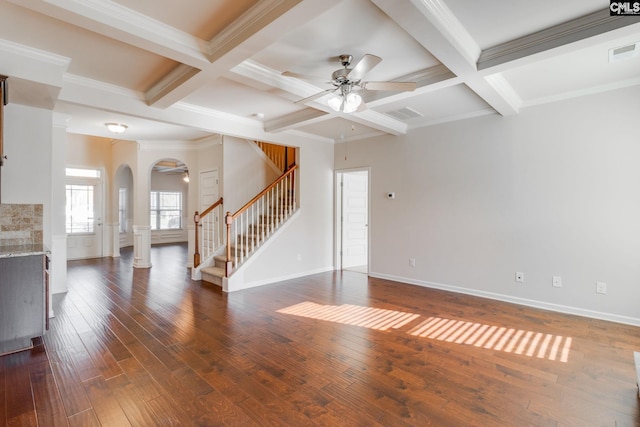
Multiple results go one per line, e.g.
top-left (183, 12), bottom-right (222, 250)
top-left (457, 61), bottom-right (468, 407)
top-left (193, 197), bottom-right (223, 268)
top-left (223, 164), bottom-right (298, 277)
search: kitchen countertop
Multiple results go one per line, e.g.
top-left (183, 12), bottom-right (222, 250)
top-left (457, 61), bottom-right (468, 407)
top-left (0, 244), bottom-right (50, 259)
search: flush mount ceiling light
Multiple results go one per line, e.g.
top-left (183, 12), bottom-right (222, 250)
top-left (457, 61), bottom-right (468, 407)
top-left (106, 123), bottom-right (128, 133)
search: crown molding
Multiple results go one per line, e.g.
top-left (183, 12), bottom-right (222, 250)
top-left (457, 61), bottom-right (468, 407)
top-left (478, 10), bottom-right (640, 70)
top-left (64, 74), bottom-right (143, 99)
top-left (53, 112), bottom-right (71, 128)
top-left (8, 0), bottom-right (209, 68)
top-left (522, 76), bottom-right (640, 108)
top-left (174, 102), bottom-right (260, 126)
top-left (281, 129), bottom-right (335, 145)
top-left (0, 39), bottom-right (70, 68)
top-left (410, 107), bottom-right (496, 130)
top-left (352, 109), bottom-right (408, 136)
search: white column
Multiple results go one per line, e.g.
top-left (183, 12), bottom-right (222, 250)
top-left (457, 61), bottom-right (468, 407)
top-left (107, 222), bottom-right (120, 257)
top-left (133, 225), bottom-right (152, 268)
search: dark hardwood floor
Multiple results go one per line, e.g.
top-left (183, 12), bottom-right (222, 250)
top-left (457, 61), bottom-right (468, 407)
top-left (1, 243), bottom-right (639, 426)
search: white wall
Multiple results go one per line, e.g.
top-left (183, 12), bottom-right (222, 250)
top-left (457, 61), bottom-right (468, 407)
top-left (222, 136), bottom-right (280, 214)
top-left (335, 86), bottom-right (640, 325)
top-left (2, 105), bottom-right (61, 303)
top-left (2, 104), bottom-right (53, 245)
top-left (51, 114), bottom-right (68, 296)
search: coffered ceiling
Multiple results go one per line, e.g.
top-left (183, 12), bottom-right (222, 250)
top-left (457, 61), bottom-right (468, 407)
top-left (0, 0), bottom-right (638, 143)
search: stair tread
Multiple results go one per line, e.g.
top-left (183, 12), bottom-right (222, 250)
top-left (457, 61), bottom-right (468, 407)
top-left (201, 266), bottom-right (225, 277)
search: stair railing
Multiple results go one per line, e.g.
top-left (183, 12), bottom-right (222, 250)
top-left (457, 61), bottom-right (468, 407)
top-left (193, 197), bottom-right (223, 268)
top-left (225, 164), bottom-right (298, 276)
top-left (255, 141), bottom-right (296, 172)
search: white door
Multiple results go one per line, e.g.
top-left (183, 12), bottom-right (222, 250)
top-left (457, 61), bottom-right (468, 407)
top-left (199, 170), bottom-right (220, 251)
top-left (66, 181), bottom-right (103, 260)
top-left (200, 170), bottom-right (219, 210)
top-left (341, 171), bottom-right (368, 269)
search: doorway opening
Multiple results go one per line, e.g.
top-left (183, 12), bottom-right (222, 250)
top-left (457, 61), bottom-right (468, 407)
top-left (336, 169), bottom-right (369, 273)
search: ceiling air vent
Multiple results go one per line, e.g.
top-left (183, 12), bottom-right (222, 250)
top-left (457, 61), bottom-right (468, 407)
top-left (385, 107), bottom-right (423, 121)
top-left (609, 42), bottom-right (639, 63)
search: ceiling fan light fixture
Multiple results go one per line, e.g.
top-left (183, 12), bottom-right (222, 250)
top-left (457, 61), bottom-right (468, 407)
top-left (106, 123), bottom-right (128, 133)
top-left (327, 95), bottom-right (343, 112)
top-left (327, 92), bottom-right (362, 113)
top-left (343, 92), bottom-right (362, 113)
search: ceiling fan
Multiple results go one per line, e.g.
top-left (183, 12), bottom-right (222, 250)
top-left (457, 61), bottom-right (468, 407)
top-left (283, 54), bottom-right (417, 113)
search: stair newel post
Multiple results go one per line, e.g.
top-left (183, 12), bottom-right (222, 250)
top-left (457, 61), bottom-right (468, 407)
top-left (225, 211), bottom-right (233, 277)
top-left (193, 211), bottom-right (201, 268)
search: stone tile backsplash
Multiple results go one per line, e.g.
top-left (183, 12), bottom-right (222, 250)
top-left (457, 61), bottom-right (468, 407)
top-left (0, 204), bottom-right (43, 246)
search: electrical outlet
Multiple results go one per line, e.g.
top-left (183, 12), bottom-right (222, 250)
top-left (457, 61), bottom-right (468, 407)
top-left (409, 257), bottom-right (416, 267)
top-left (552, 276), bottom-right (562, 288)
top-left (515, 272), bottom-right (524, 283)
top-left (596, 281), bottom-right (607, 294)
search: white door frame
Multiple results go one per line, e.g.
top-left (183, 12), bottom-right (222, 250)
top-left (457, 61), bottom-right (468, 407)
top-left (65, 173), bottom-right (105, 260)
top-left (335, 167), bottom-right (370, 272)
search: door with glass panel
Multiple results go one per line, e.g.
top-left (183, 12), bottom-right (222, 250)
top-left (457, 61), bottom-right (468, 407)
top-left (66, 168), bottom-right (103, 260)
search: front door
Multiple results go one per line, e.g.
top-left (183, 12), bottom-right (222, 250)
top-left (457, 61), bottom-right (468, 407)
top-left (66, 178), bottom-right (103, 260)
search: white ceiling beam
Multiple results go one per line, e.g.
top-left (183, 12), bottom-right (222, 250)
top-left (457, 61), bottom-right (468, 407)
top-left (372, 0), bottom-right (521, 116)
top-left (264, 108), bottom-right (328, 133)
top-left (58, 73), bottom-right (332, 145)
top-left (8, 0), bottom-right (210, 68)
top-left (147, 0), bottom-right (342, 108)
top-left (478, 10), bottom-right (640, 72)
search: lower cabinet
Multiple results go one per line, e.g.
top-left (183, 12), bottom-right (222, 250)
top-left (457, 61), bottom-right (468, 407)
top-left (0, 254), bottom-right (46, 355)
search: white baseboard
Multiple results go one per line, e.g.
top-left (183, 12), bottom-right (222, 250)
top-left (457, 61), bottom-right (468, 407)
top-left (226, 266), bottom-right (334, 292)
top-left (369, 271), bottom-right (640, 328)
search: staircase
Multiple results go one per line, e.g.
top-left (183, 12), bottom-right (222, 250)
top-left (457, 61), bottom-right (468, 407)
top-left (197, 164), bottom-right (298, 288)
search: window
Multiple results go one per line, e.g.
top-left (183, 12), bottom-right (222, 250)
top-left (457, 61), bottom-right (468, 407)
top-left (119, 188), bottom-right (127, 233)
top-left (66, 168), bottom-right (101, 178)
top-left (66, 184), bottom-right (95, 234)
top-left (150, 191), bottom-right (182, 230)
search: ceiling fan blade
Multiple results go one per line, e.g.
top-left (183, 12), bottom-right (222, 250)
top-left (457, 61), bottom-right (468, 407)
top-left (282, 71), bottom-right (328, 83)
top-left (355, 101), bottom-right (368, 113)
top-left (347, 54), bottom-right (382, 81)
top-left (294, 88), bottom-right (336, 104)
top-left (364, 81), bottom-right (417, 92)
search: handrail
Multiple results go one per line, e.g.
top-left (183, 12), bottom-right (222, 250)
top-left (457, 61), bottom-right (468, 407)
top-left (231, 164), bottom-right (297, 220)
top-left (199, 197), bottom-right (223, 219)
top-left (225, 164), bottom-right (298, 276)
top-left (193, 196), bottom-right (223, 268)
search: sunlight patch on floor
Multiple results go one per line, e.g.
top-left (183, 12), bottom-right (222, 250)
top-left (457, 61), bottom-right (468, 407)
top-left (277, 301), bottom-right (419, 331)
top-left (408, 317), bottom-right (573, 362)
top-left (278, 302), bottom-right (573, 363)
